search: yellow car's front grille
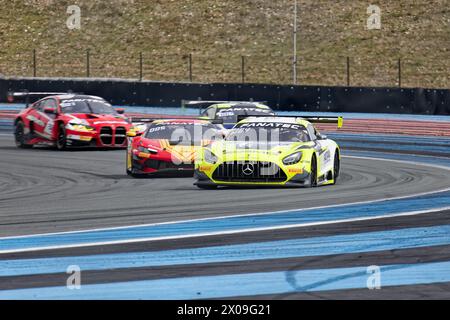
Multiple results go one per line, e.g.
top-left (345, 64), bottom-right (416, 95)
top-left (212, 161), bottom-right (287, 182)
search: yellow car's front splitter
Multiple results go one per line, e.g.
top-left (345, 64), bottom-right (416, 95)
top-left (194, 166), bottom-right (313, 188)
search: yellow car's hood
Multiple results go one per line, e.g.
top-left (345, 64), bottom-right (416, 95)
top-left (209, 141), bottom-right (312, 161)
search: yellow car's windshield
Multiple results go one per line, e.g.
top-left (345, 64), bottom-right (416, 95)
top-left (226, 123), bottom-right (310, 143)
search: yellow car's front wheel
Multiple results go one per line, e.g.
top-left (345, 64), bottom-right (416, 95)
top-left (307, 154), bottom-right (318, 188)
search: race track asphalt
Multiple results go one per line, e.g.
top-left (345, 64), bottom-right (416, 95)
top-left (0, 134), bottom-right (449, 237)
top-left (1, 132), bottom-right (450, 299)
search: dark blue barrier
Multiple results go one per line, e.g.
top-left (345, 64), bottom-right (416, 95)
top-left (0, 77), bottom-right (448, 115)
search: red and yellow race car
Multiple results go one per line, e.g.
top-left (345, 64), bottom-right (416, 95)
top-left (13, 92), bottom-right (132, 150)
top-left (126, 118), bottom-right (225, 177)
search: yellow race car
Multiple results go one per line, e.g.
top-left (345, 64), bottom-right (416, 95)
top-left (183, 100), bottom-right (275, 129)
top-left (194, 116), bottom-right (343, 188)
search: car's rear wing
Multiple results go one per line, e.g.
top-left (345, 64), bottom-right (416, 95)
top-left (7, 91), bottom-right (76, 106)
top-left (236, 115), bottom-right (343, 129)
top-left (301, 116), bottom-right (343, 129)
top-left (128, 117), bottom-right (225, 137)
top-left (131, 116), bottom-right (224, 125)
top-left (181, 100), bottom-right (268, 114)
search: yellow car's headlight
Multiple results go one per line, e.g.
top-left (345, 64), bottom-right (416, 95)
top-left (204, 149), bottom-right (218, 164)
top-left (282, 151), bottom-right (302, 165)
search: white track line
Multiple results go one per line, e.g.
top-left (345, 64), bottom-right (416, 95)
top-left (1, 206), bottom-right (449, 254)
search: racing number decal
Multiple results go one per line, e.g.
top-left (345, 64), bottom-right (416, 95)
top-left (26, 115), bottom-right (44, 127)
top-left (37, 112), bottom-right (54, 140)
top-left (26, 113), bottom-right (52, 139)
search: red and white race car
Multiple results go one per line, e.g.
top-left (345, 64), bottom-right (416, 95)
top-left (13, 93), bottom-right (132, 150)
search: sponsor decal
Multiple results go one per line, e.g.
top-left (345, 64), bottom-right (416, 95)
top-left (148, 126), bottom-right (165, 133)
top-left (199, 165), bottom-right (212, 172)
top-left (217, 111), bottom-right (235, 117)
top-left (92, 121), bottom-right (127, 125)
top-left (217, 107), bottom-right (272, 115)
top-left (153, 122), bottom-right (211, 126)
top-left (138, 152), bottom-right (151, 158)
top-left (67, 134), bottom-right (92, 141)
top-left (60, 99), bottom-right (103, 106)
top-left (237, 122), bottom-right (302, 130)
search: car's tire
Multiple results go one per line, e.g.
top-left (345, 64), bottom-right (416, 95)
top-left (196, 184), bottom-right (218, 190)
top-left (56, 123), bottom-right (67, 150)
top-left (126, 165), bottom-right (145, 178)
top-left (14, 121), bottom-right (32, 149)
top-left (126, 150), bottom-right (144, 178)
top-left (126, 169), bottom-right (144, 178)
top-left (332, 149), bottom-right (340, 184)
top-left (307, 154), bottom-right (318, 188)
